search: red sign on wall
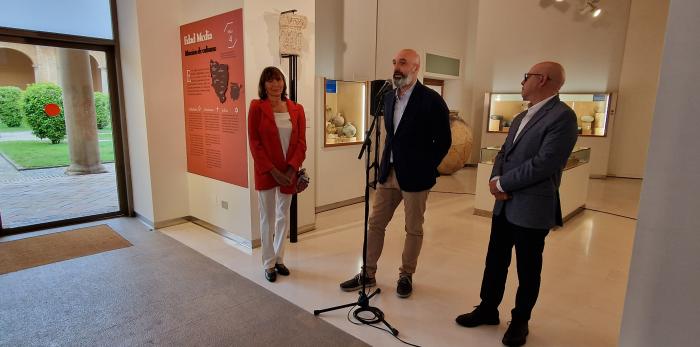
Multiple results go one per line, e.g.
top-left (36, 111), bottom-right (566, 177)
top-left (180, 9), bottom-right (248, 188)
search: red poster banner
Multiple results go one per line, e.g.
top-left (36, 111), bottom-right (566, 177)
top-left (180, 9), bottom-right (248, 187)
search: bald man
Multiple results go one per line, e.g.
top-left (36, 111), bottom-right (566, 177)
top-left (339, 49), bottom-right (451, 298)
top-left (456, 62), bottom-right (578, 347)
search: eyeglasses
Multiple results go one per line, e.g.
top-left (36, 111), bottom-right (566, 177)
top-left (523, 73), bottom-right (547, 82)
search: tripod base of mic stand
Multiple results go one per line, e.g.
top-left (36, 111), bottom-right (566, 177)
top-left (313, 288), bottom-right (399, 336)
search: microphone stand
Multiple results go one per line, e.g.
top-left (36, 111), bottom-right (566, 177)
top-left (314, 81), bottom-right (399, 337)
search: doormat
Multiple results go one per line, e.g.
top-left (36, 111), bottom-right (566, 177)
top-left (0, 224), bottom-right (132, 275)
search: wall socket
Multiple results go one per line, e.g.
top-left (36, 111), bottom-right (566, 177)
top-left (220, 200), bottom-right (229, 209)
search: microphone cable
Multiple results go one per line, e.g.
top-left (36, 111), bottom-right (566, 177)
top-left (346, 303), bottom-right (422, 347)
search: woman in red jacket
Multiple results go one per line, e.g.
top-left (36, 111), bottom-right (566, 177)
top-left (248, 66), bottom-right (306, 282)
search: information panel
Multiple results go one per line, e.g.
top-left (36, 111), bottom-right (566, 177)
top-left (180, 9), bottom-right (247, 187)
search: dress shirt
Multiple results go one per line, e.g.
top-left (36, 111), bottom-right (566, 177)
top-left (390, 81), bottom-right (417, 163)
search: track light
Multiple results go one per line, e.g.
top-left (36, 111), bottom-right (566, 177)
top-left (579, 0), bottom-right (603, 18)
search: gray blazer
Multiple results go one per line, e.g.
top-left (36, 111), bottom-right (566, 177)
top-left (491, 95), bottom-right (578, 230)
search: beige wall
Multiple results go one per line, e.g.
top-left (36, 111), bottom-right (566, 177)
top-left (242, 0), bottom-right (317, 235)
top-left (375, 0), bottom-right (470, 110)
top-left (315, 0), bottom-right (471, 207)
top-left (0, 48), bottom-right (35, 88)
top-left (315, 0), bottom-right (370, 207)
top-left (179, 0), bottom-right (251, 239)
top-left (317, 0), bottom-right (640, 186)
top-left (117, 0), bottom-right (315, 240)
top-left (116, 0), bottom-right (156, 223)
top-left (608, 0), bottom-right (669, 178)
top-left (471, 0), bottom-right (631, 177)
top-left (133, 0), bottom-right (190, 224)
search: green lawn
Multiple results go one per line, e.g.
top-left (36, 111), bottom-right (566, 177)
top-left (0, 140), bottom-right (114, 169)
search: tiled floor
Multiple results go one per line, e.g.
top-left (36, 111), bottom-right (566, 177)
top-left (161, 168), bottom-right (641, 347)
top-left (0, 156), bottom-right (119, 229)
top-left (586, 177), bottom-right (641, 219)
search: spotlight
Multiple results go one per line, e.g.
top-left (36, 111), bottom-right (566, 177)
top-left (579, 0), bottom-right (603, 18)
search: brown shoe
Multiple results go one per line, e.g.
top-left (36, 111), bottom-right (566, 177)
top-left (339, 273), bottom-right (376, 292)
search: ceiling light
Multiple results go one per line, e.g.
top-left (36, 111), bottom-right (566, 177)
top-left (579, 0), bottom-right (603, 18)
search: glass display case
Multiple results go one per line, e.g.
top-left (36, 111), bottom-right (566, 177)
top-left (480, 146), bottom-right (591, 170)
top-left (323, 78), bottom-right (368, 146)
top-left (485, 93), bottom-right (614, 137)
top-left (565, 147), bottom-right (591, 170)
top-left (479, 146), bottom-right (502, 165)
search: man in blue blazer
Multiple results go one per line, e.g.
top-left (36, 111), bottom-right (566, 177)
top-left (456, 62), bottom-right (578, 347)
top-left (340, 49), bottom-right (451, 298)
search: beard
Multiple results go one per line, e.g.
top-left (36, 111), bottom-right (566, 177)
top-left (393, 71), bottom-right (411, 88)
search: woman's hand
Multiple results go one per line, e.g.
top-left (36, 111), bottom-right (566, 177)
top-left (285, 166), bottom-right (296, 182)
top-left (270, 168), bottom-right (292, 186)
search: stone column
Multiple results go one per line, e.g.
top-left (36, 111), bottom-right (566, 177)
top-left (58, 48), bottom-right (106, 175)
top-left (100, 66), bottom-right (109, 94)
top-left (32, 64), bottom-right (41, 83)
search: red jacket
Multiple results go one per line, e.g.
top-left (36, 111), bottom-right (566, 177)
top-left (248, 98), bottom-right (306, 193)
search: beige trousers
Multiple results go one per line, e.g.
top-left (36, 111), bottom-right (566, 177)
top-left (365, 168), bottom-right (430, 277)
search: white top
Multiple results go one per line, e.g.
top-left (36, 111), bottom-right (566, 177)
top-left (274, 112), bottom-right (292, 158)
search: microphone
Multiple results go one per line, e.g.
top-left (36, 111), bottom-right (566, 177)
top-left (375, 79), bottom-right (393, 97)
top-left (370, 79), bottom-right (394, 118)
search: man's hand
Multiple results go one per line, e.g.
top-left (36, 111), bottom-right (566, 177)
top-left (270, 168), bottom-right (292, 186)
top-left (489, 178), bottom-right (510, 200)
top-left (489, 179), bottom-right (500, 195)
top-left (494, 192), bottom-right (511, 201)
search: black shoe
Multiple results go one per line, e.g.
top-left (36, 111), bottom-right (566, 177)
top-left (455, 305), bottom-right (500, 327)
top-left (339, 273), bottom-right (376, 292)
top-left (275, 263), bottom-right (290, 276)
top-left (502, 320), bottom-right (529, 347)
top-left (265, 269), bottom-right (277, 282)
top-left (396, 275), bottom-right (413, 298)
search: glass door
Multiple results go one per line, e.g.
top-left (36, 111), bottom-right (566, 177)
top-left (0, 40), bottom-right (126, 234)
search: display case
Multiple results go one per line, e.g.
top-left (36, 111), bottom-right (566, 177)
top-left (479, 146), bottom-right (591, 170)
top-left (474, 146), bottom-right (592, 222)
top-left (565, 147), bottom-right (591, 170)
top-left (323, 78), bottom-right (368, 146)
top-left (479, 146), bottom-right (501, 165)
top-left (485, 93), bottom-right (614, 137)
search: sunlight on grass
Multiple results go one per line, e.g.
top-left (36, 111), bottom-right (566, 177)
top-left (0, 140), bottom-right (114, 169)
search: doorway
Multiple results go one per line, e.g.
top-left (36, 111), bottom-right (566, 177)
top-left (0, 27), bottom-right (129, 235)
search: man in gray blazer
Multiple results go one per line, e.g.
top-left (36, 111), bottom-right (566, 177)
top-left (456, 62), bottom-right (578, 347)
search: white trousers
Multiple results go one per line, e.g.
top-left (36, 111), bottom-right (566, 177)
top-left (258, 187), bottom-right (292, 269)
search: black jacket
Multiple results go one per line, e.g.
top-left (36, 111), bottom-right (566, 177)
top-left (378, 81), bottom-right (451, 192)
